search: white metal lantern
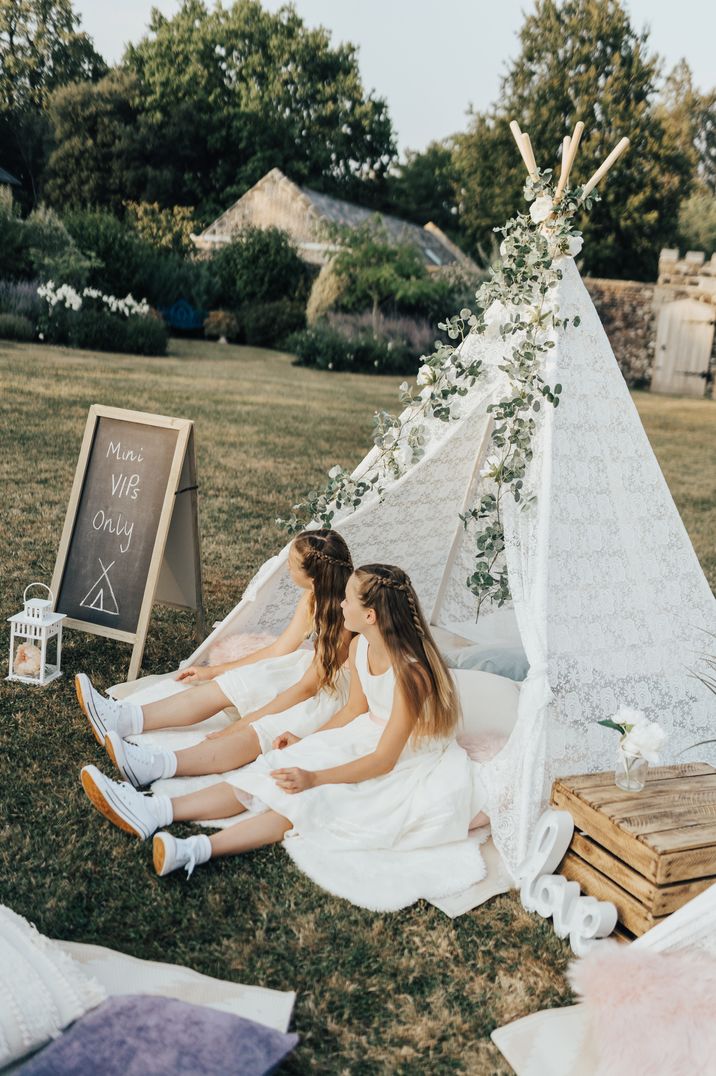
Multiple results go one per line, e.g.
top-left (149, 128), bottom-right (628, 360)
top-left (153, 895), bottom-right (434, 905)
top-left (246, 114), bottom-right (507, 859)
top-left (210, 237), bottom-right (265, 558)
top-left (7, 583), bottom-right (66, 686)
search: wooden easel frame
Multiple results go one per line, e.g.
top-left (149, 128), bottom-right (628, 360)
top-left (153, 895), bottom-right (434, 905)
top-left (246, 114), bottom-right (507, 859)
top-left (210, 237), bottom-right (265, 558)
top-left (51, 405), bottom-right (205, 680)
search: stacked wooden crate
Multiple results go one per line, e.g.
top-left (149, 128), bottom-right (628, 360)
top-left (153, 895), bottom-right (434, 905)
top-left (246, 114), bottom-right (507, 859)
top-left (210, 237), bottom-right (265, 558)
top-left (551, 763), bottom-right (716, 936)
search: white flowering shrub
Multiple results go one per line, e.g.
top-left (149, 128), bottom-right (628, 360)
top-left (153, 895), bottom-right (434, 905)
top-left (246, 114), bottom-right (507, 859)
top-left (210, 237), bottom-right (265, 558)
top-left (37, 281), bottom-right (151, 318)
top-left (36, 280), bottom-right (166, 356)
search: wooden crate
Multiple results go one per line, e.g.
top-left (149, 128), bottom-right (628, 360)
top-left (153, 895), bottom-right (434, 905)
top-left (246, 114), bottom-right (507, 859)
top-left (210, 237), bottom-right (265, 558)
top-left (551, 763), bottom-right (716, 937)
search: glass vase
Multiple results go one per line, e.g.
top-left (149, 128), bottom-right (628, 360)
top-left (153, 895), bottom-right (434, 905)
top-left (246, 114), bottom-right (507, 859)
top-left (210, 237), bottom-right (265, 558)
top-left (615, 745), bottom-right (648, 792)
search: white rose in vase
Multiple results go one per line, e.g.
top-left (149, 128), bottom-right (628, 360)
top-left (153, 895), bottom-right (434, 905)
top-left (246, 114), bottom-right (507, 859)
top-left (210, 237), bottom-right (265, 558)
top-left (621, 721), bottom-right (666, 764)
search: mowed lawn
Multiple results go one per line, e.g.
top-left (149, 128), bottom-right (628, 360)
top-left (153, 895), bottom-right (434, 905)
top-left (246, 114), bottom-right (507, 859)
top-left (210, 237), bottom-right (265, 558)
top-left (1, 338), bottom-right (715, 1074)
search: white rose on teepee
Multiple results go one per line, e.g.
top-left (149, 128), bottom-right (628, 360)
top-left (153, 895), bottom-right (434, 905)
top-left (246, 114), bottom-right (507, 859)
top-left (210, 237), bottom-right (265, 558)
top-left (530, 195), bottom-right (554, 223)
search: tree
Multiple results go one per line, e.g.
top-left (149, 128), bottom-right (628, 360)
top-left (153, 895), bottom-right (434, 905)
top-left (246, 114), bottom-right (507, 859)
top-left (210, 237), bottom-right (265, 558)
top-left (0, 0), bottom-right (106, 205)
top-left (658, 60), bottom-right (716, 194)
top-left (331, 221), bottom-right (429, 332)
top-left (454, 0), bottom-right (695, 280)
top-left (383, 141), bottom-right (459, 236)
top-left (125, 201), bottom-right (199, 255)
top-left (0, 0), bottom-right (105, 111)
top-left (678, 191), bottom-right (716, 258)
top-left (120, 0), bottom-right (396, 216)
top-left (44, 70), bottom-right (149, 212)
top-left (211, 226), bottom-right (309, 309)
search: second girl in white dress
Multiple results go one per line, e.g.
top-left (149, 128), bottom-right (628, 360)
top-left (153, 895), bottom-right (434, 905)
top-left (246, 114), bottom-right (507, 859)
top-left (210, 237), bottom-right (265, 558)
top-left (80, 562), bottom-right (487, 892)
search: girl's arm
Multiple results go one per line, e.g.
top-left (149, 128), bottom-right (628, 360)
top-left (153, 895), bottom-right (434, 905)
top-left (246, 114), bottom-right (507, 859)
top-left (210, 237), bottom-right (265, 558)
top-left (271, 637), bottom-right (366, 750)
top-left (272, 680), bottom-right (415, 792)
top-left (179, 591), bottom-right (312, 682)
top-left (312, 637), bottom-right (367, 732)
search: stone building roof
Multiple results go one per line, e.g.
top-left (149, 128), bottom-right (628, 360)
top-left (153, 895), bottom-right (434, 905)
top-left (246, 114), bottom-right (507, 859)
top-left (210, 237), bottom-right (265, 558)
top-left (193, 168), bottom-right (474, 272)
top-left (0, 166), bottom-right (20, 186)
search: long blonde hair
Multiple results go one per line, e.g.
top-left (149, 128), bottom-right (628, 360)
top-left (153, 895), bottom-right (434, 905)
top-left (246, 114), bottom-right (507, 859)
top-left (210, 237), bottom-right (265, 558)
top-left (354, 563), bottom-right (459, 739)
top-left (292, 529), bottom-right (353, 692)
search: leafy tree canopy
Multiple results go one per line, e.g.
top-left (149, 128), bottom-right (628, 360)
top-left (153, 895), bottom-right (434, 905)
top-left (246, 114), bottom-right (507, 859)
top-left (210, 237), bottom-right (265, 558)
top-left (383, 141), bottom-right (459, 238)
top-left (454, 0), bottom-right (695, 280)
top-left (331, 220), bottom-right (429, 331)
top-left (116, 0), bottom-right (396, 216)
top-left (0, 0), bottom-right (106, 206)
top-left (0, 0), bottom-right (105, 111)
top-left (658, 60), bottom-right (716, 195)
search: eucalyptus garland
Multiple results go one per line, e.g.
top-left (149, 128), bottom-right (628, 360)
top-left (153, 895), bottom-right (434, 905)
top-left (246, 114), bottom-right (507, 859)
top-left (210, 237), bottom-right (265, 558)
top-left (278, 171), bottom-right (598, 614)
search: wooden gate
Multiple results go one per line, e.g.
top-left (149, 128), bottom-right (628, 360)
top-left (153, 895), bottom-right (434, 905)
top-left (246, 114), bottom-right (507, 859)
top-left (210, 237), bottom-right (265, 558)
top-left (651, 298), bottom-right (715, 396)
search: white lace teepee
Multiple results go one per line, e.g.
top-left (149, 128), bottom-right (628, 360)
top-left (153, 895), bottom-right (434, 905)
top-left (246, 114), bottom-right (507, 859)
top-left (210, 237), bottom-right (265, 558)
top-left (181, 130), bottom-right (716, 875)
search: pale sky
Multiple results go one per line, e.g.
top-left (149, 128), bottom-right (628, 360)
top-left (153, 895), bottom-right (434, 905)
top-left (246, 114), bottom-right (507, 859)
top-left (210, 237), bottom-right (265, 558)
top-left (75, 0), bottom-right (716, 153)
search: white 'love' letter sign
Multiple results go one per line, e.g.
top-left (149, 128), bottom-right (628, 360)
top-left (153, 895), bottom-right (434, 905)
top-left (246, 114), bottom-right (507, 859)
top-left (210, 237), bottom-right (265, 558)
top-left (516, 809), bottom-right (618, 956)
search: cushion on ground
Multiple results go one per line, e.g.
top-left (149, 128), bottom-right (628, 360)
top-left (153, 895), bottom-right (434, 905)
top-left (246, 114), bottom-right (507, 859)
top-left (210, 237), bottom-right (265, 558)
top-left (17, 995), bottom-right (298, 1076)
top-left (449, 643), bottom-right (528, 681)
top-left (58, 940), bottom-right (296, 1032)
top-left (0, 906), bottom-right (106, 1069)
top-left (453, 667), bottom-right (520, 738)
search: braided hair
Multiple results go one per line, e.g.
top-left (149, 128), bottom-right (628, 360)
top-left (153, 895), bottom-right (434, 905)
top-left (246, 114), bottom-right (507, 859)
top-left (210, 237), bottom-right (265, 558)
top-left (292, 529), bottom-right (353, 692)
top-left (354, 563), bottom-right (460, 741)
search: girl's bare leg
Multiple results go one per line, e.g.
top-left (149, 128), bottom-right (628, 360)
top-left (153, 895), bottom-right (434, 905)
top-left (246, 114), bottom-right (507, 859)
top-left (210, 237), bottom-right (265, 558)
top-left (209, 811), bottom-right (292, 857)
top-left (171, 781), bottom-right (245, 822)
top-left (141, 682), bottom-right (232, 731)
top-left (174, 727), bottom-right (261, 777)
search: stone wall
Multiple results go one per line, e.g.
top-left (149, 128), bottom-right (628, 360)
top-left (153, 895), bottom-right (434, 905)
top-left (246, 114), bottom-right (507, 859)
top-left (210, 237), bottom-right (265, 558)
top-left (583, 277), bottom-right (657, 386)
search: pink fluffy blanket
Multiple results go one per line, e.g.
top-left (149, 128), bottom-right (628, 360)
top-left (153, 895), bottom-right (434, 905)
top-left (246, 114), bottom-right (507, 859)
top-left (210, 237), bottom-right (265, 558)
top-left (569, 940), bottom-right (716, 1075)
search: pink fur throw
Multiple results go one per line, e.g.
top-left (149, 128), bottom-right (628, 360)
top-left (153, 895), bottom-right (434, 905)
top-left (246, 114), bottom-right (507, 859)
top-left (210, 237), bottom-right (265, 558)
top-left (207, 632), bottom-right (276, 666)
top-left (458, 731), bottom-right (508, 762)
top-left (568, 940), bottom-right (716, 1075)
top-left (208, 630), bottom-right (316, 666)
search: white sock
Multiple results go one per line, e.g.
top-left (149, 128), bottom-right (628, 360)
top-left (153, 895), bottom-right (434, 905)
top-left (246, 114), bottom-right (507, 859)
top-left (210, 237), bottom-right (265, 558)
top-left (116, 702), bottom-right (144, 738)
top-left (129, 704), bottom-right (144, 735)
top-left (153, 794), bottom-right (173, 828)
top-left (187, 834), bottom-right (212, 866)
top-left (159, 751), bottom-right (177, 779)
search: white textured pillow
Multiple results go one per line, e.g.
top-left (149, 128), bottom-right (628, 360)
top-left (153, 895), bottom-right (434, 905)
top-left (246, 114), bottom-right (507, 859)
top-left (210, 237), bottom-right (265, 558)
top-left (452, 668), bottom-right (521, 736)
top-left (0, 905), bottom-right (106, 1068)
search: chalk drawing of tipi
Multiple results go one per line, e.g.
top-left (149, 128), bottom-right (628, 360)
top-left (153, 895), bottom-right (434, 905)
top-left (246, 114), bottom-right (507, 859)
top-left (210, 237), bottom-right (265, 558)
top-left (80, 558), bottom-right (119, 615)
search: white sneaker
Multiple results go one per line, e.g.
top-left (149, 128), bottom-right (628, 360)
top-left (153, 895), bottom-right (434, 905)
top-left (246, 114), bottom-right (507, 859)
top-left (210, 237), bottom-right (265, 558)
top-left (75, 673), bottom-right (141, 746)
top-left (80, 765), bottom-right (161, 839)
top-left (105, 731), bottom-right (170, 788)
top-left (153, 832), bottom-right (211, 878)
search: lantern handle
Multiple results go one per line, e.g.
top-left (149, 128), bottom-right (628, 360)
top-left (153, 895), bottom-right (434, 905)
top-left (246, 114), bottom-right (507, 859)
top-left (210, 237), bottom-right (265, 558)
top-left (24, 582), bottom-right (54, 605)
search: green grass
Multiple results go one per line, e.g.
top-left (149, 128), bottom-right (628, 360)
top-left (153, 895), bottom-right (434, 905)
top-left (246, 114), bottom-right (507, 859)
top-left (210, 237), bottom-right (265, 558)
top-left (1, 339), bottom-right (714, 1073)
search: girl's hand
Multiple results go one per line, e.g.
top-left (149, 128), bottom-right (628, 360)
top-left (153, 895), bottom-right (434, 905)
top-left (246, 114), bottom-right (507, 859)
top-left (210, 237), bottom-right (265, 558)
top-left (176, 665), bottom-right (215, 683)
top-left (271, 767), bottom-right (315, 793)
top-left (272, 731), bottom-right (301, 750)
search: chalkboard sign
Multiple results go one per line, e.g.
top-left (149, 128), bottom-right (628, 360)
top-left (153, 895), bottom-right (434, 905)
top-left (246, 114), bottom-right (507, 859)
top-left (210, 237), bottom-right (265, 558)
top-left (51, 406), bottom-right (205, 679)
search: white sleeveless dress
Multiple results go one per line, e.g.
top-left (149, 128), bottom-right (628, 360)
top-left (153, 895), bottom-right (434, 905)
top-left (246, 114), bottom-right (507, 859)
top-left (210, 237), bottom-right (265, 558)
top-left (229, 635), bottom-right (486, 850)
top-left (215, 648), bottom-right (314, 716)
top-left (213, 640), bottom-right (350, 753)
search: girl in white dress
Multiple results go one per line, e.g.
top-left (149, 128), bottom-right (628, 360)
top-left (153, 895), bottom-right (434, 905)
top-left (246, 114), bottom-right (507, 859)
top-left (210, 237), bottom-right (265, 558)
top-left (80, 563), bottom-right (486, 881)
top-left (76, 529), bottom-right (353, 788)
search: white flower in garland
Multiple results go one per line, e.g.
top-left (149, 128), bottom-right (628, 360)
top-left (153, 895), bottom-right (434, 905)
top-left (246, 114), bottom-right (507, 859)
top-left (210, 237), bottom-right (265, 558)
top-left (416, 363), bottom-right (436, 387)
top-left (529, 194), bottom-right (554, 224)
top-left (479, 454), bottom-right (502, 480)
top-left (566, 234), bottom-right (584, 257)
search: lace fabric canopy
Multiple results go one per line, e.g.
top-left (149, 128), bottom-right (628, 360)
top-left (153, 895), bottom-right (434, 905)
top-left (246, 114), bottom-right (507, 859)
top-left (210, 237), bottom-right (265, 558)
top-left (188, 253), bottom-right (715, 872)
